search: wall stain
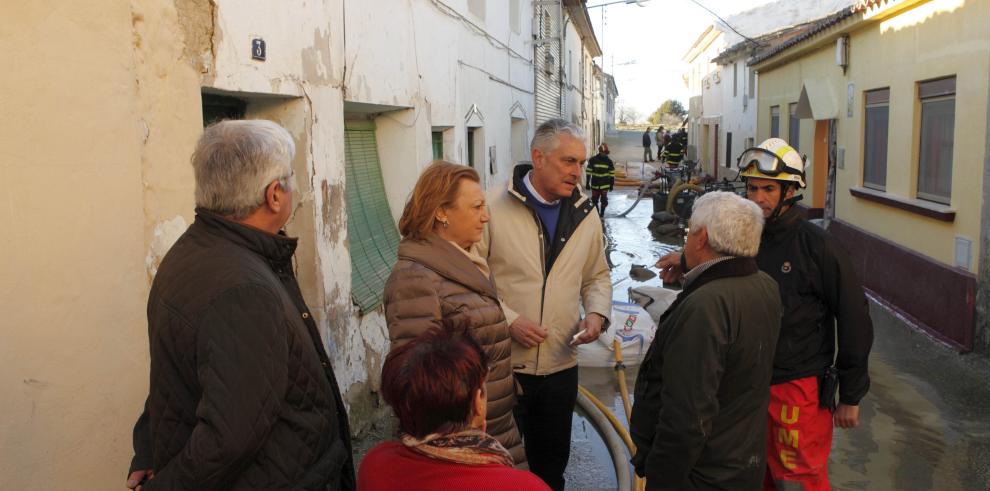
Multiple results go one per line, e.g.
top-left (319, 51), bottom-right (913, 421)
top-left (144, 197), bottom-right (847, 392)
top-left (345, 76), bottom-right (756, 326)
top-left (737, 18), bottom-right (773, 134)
top-left (23, 379), bottom-right (50, 390)
top-left (173, 0), bottom-right (216, 76)
top-left (302, 28), bottom-right (334, 85)
top-left (131, 12), bottom-right (144, 49)
top-left (321, 179), bottom-right (346, 245)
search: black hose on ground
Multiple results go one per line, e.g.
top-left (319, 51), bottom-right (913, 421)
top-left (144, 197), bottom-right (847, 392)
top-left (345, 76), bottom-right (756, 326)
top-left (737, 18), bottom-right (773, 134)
top-left (613, 182), bottom-right (650, 218)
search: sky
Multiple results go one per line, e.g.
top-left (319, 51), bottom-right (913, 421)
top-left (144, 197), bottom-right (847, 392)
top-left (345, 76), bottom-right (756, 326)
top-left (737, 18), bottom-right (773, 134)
top-left (588, 0), bottom-right (775, 117)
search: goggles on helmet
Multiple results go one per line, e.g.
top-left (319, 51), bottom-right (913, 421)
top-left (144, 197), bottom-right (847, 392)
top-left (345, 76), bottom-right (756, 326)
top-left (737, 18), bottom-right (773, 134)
top-left (736, 147), bottom-right (803, 177)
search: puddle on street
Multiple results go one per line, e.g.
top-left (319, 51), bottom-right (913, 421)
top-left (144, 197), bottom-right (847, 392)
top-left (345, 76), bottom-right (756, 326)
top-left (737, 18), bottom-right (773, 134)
top-left (570, 186), bottom-right (990, 490)
top-left (565, 407), bottom-right (621, 491)
top-left (602, 189), bottom-right (683, 297)
top-left (565, 189), bottom-right (670, 490)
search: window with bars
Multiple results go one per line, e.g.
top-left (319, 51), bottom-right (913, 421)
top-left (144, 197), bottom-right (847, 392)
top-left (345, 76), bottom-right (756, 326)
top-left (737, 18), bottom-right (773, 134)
top-left (863, 88), bottom-right (890, 190)
top-left (917, 77), bottom-right (956, 204)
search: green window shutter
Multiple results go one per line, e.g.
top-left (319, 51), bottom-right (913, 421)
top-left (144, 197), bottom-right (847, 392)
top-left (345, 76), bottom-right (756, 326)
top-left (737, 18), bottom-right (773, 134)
top-left (344, 121), bottom-right (400, 313)
top-left (432, 132), bottom-right (443, 160)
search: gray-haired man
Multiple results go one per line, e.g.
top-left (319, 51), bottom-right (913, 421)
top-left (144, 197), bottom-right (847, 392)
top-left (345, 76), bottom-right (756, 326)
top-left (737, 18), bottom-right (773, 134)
top-left (478, 118), bottom-right (612, 490)
top-left (127, 120), bottom-right (354, 490)
top-left (630, 192), bottom-right (782, 490)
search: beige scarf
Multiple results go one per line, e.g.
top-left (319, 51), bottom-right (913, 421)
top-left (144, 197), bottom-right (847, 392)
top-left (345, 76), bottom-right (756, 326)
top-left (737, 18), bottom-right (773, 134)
top-left (447, 241), bottom-right (491, 278)
top-left (400, 429), bottom-right (514, 467)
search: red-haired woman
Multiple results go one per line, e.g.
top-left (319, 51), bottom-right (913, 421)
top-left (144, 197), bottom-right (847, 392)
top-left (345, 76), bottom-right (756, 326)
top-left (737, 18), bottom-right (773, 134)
top-left (357, 328), bottom-right (548, 490)
top-left (383, 161), bottom-right (524, 464)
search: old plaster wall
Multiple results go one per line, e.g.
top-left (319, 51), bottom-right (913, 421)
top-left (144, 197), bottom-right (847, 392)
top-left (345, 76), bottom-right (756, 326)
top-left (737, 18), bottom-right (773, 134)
top-left (207, 0), bottom-right (395, 432)
top-left (347, 0), bottom-right (535, 195)
top-left (0, 0), bottom-right (204, 487)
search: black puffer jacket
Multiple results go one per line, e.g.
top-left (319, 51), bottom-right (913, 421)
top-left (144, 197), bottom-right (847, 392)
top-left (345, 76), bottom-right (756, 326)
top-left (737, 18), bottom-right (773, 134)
top-left (630, 258), bottom-right (781, 490)
top-left (130, 209), bottom-right (354, 490)
top-left (757, 206), bottom-right (873, 405)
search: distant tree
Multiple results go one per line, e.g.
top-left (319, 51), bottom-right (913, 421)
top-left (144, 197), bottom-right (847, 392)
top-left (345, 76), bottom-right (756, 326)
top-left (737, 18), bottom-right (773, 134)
top-left (647, 108), bottom-right (663, 125)
top-left (658, 99), bottom-right (687, 119)
top-left (648, 99), bottom-right (688, 127)
top-left (617, 104), bottom-right (641, 125)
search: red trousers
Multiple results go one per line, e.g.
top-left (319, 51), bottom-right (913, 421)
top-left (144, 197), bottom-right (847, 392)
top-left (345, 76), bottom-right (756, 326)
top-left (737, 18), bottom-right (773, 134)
top-left (764, 376), bottom-right (833, 491)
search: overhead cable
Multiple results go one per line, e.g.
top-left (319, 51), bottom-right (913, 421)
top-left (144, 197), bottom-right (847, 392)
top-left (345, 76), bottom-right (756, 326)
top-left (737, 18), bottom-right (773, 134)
top-left (685, 0), bottom-right (760, 45)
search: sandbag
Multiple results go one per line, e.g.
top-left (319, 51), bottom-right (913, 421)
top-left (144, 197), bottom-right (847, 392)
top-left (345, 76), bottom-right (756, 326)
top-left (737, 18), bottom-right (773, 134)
top-left (577, 301), bottom-right (657, 367)
top-left (628, 286), bottom-right (679, 324)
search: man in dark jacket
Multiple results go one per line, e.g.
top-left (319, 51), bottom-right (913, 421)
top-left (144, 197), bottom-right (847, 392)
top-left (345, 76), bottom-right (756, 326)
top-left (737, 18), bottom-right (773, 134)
top-left (586, 143), bottom-right (615, 214)
top-left (656, 138), bottom-right (873, 490)
top-left (643, 127), bottom-right (654, 162)
top-left (631, 191), bottom-right (781, 490)
top-left (126, 120), bottom-right (354, 490)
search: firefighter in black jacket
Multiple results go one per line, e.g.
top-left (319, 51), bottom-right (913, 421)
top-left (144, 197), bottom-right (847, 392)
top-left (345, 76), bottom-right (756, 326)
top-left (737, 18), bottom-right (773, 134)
top-left (586, 143), bottom-right (615, 215)
top-left (655, 138), bottom-right (873, 491)
top-left (663, 133), bottom-right (684, 167)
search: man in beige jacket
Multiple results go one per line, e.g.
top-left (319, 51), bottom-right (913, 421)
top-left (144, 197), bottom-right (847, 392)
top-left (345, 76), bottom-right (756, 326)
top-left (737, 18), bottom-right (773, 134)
top-left (478, 118), bottom-right (612, 491)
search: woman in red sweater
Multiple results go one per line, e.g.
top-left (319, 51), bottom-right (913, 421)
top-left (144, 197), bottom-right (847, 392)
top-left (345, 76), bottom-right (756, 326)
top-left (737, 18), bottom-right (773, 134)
top-left (358, 327), bottom-right (549, 491)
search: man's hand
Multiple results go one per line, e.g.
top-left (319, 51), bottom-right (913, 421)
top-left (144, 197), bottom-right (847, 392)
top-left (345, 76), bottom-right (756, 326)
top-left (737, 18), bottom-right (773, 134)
top-left (656, 252), bottom-right (685, 285)
top-left (509, 316), bottom-right (549, 348)
top-left (833, 403), bottom-right (860, 429)
top-left (126, 469), bottom-right (154, 490)
top-left (573, 313), bottom-right (605, 345)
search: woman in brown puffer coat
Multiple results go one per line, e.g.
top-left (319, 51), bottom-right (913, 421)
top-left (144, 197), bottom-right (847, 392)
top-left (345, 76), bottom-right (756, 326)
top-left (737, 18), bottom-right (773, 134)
top-left (383, 161), bottom-right (525, 465)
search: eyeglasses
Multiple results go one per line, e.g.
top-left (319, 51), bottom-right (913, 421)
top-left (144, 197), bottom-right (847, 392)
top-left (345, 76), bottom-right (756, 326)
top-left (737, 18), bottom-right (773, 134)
top-left (276, 170), bottom-right (295, 192)
top-left (736, 147), bottom-right (803, 177)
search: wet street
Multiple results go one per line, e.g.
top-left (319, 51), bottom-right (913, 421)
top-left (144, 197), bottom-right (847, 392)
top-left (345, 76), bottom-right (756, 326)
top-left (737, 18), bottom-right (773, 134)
top-left (564, 189), bottom-right (678, 491)
top-left (564, 131), bottom-right (990, 490)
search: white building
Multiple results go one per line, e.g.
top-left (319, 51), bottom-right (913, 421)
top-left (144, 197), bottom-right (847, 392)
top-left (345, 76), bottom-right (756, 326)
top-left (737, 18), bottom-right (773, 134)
top-left (603, 71), bottom-right (619, 133)
top-left (2, 0), bottom-right (539, 486)
top-left (533, 0), bottom-right (603, 152)
top-left (683, 0), bottom-right (856, 178)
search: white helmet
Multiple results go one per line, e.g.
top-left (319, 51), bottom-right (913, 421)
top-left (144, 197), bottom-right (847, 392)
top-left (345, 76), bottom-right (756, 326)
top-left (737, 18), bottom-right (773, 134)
top-left (737, 138), bottom-right (806, 188)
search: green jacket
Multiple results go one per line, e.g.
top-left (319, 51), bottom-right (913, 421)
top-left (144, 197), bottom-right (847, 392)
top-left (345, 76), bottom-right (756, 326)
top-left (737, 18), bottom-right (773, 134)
top-left (631, 257), bottom-right (781, 490)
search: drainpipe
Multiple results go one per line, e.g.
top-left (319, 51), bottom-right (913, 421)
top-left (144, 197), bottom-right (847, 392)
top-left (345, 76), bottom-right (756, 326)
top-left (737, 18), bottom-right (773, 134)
top-left (560, 1), bottom-right (568, 118)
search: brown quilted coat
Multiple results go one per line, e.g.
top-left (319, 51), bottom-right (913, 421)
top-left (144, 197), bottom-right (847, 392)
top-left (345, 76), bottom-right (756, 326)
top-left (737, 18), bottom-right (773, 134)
top-left (383, 233), bottom-right (525, 465)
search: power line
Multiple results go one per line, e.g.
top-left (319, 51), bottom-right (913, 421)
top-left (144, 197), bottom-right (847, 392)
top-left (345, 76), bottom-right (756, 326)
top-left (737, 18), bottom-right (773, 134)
top-left (684, 0), bottom-right (759, 45)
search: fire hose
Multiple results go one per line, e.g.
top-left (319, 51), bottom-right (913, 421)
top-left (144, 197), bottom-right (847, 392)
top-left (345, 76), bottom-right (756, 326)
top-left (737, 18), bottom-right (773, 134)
top-left (575, 340), bottom-right (646, 490)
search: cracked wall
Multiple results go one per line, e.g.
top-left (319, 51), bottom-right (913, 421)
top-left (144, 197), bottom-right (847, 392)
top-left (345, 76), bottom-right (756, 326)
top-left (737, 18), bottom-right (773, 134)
top-left (1, 0), bottom-right (204, 487)
top-left (2, 2), bottom-right (541, 486)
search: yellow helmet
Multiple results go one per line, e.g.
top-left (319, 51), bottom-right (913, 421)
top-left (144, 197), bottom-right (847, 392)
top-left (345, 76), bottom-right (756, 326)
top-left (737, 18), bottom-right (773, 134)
top-left (737, 138), bottom-right (806, 188)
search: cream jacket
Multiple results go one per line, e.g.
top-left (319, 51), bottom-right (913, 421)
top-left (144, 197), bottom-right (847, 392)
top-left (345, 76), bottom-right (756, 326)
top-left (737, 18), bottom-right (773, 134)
top-left (478, 166), bottom-right (612, 375)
